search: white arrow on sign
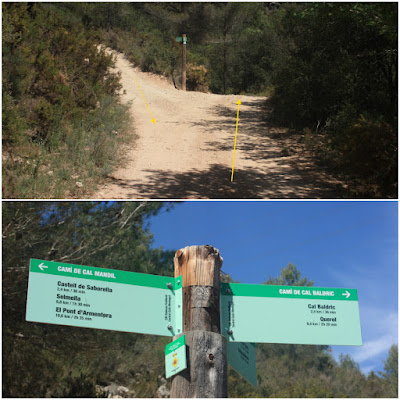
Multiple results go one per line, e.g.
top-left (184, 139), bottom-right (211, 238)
top-left (342, 290), bottom-right (350, 299)
top-left (38, 262), bottom-right (48, 271)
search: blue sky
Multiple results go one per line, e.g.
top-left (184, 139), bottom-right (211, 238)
top-left (148, 200), bottom-right (398, 375)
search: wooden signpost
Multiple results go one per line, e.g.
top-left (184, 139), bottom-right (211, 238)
top-left (182, 34), bottom-right (187, 91)
top-left (176, 34), bottom-right (187, 91)
top-left (170, 245), bottom-right (227, 397)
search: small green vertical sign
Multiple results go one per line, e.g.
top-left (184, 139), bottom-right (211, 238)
top-left (227, 342), bottom-right (257, 387)
top-left (165, 335), bottom-right (187, 378)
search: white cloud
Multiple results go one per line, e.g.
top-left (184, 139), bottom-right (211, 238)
top-left (354, 309), bottom-right (397, 367)
top-left (352, 334), bottom-right (396, 363)
top-left (359, 308), bottom-right (398, 341)
top-left (332, 308), bottom-right (398, 374)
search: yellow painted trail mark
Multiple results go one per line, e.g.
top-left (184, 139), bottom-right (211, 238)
top-left (133, 73), bottom-right (156, 124)
top-left (231, 99), bottom-right (241, 181)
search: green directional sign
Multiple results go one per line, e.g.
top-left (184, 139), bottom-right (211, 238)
top-left (220, 282), bottom-right (362, 346)
top-left (26, 259), bottom-right (182, 336)
top-left (165, 335), bottom-right (187, 378)
top-left (227, 342), bottom-right (257, 387)
top-left (176, 36), bottom-right (187, 44)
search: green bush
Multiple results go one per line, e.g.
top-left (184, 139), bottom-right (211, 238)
top-left (2, 3), bottom-right (130, 198)
top-left (269, 3), bottom-right (397, 198)
top-left (330, 116), bottom-right (397, 197)
top-left (2, 97), bottom-right (131, 198)
top-left (2, 89), bottom-right (27, 146)
top-left (60, 373), bottom-right (100, 398)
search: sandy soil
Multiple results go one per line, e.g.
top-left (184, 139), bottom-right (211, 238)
top-left (94, 50), bottom-right (344, 199)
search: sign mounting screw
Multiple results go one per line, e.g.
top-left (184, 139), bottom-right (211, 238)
top-left (167, 283), bottom-right (173, 289)
top-left (227, 329), bottom-right (233, 335)
top-left (167, 324), bottom-right (173, 330)
top-left (226, 288), bottom-right (232, 294)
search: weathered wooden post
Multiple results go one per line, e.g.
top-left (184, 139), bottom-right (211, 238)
top-left (182, 34), bottom-right (187, 91)
top-left (170, 245), bottom-right (227, 398)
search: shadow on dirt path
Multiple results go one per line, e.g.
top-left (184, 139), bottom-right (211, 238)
top-left (94, 50), bottom-right (345, 199)
top-left (105, 162), bottom-right (342, 199)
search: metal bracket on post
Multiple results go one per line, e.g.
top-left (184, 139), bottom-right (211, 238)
top-left (174, 276), bottom-right (183, 335)
top-left (165, 276), bottom-right (183, 335)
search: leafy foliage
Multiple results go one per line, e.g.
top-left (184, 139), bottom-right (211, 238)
top-left (269, 3), bottom-right (397, 197)
top-left (54, 3), bottom-right (278, 95)
top-left (379, 344), bottom-right (398, 397)
top-left (264, 263), bottom-right (314, 286)
top-left (2, 3), bottom-right (130, 198)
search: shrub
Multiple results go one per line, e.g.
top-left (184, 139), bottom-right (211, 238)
top-left (2, 3), bottom-right (130, 198)
top-left (187, 63), bottom-right (210, 92)
top-left (330, 116), bottom-right (397, 197)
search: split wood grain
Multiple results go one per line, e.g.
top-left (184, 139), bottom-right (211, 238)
top-left (170, 331), bottom-right (228, 398)
top-left (174, 245), bottom-right (223, 288)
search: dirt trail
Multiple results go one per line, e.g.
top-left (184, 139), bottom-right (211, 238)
top-left (95, 50), bottom-right (343, 199)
